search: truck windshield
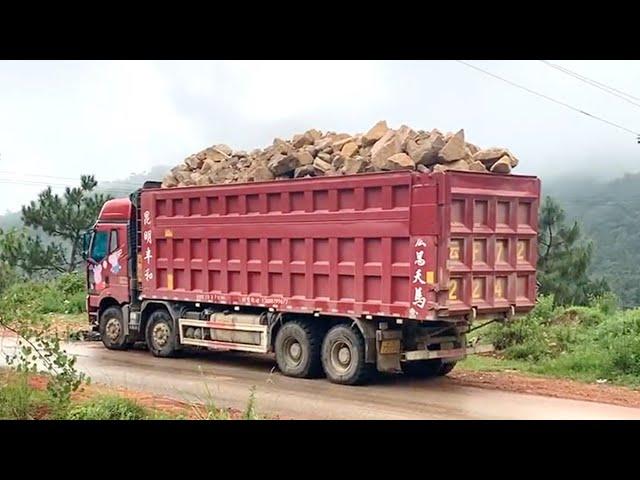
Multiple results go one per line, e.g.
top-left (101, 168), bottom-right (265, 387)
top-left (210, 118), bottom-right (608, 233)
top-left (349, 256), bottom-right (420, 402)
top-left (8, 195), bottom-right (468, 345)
top-left (90, 231), bottom-right (109, 262)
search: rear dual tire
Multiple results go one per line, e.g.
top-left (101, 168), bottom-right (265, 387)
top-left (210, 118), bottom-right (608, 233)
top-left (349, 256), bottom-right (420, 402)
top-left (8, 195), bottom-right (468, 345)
top-left (321, 324), bottom-right (375, 386)
top-left (275, 320), bottom-right (323, 378)
top-left (275, 320), bottom-right (374, 385)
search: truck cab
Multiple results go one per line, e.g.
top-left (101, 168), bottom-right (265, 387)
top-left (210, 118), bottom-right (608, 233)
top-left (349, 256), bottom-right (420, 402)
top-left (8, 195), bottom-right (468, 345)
top-left (85, 197), bottom-right (134, 338)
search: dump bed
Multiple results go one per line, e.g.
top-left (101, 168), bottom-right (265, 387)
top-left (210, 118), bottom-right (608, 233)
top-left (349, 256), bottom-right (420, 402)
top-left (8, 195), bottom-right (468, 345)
top-left (138, 170), bottom-right (540, 321)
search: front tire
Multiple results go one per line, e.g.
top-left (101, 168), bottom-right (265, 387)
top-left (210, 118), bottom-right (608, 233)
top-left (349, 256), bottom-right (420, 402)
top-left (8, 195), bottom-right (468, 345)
top-left (321, 324), bottom-right (374, 385)
top-left (99, 306), bottom-right (131, 350)
top-left (274, 320), bottom-right (323, 379)
top-left (146, 309), bottom-right (178, 358)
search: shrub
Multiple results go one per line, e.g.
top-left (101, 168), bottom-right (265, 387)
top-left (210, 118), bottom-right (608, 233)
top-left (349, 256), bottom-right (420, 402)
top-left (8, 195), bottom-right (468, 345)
top-left (481, 292), bottom-right (640, 386)
top-left (0, 272), bottom-right (85, 316)
top-left (0, 275), bottom-right (89, 407)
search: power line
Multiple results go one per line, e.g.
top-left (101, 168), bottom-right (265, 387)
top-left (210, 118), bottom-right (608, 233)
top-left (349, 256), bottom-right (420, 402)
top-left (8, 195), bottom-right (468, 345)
top-left (0, 178), bottom-right (134, 195)
top-left (540, 60), bottom-right (640, 109)
top-left (0, 170), bottom-right (142, 188)
top-left (456, 60), bottom-right (640, 137)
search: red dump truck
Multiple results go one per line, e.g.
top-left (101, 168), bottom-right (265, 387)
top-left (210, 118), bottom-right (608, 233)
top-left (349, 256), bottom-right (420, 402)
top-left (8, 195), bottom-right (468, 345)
top-left (83, 170), bottom-right (540, 385)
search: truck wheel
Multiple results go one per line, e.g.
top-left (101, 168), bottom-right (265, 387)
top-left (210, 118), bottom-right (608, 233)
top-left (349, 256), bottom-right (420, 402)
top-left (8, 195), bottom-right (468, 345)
top-left (321, 324), bottom-right (374, 385)
top-left (402, 359), bottom-right (457, 378)
top-left (99, 306), bottom-right (131, 350)
top-left (146, 310), bottom-right (178, 358)
top-left (275, 320), bottom-right (322, 378)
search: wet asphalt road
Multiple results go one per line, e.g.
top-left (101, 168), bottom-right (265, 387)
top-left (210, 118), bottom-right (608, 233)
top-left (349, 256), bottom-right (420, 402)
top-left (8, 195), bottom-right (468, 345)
top-left (12, 340), bottom-right (639, 420)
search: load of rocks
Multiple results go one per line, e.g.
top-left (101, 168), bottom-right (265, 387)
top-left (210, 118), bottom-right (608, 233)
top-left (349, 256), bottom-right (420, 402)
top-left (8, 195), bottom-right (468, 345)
top-left (161, 121), bottom-right (519, 188)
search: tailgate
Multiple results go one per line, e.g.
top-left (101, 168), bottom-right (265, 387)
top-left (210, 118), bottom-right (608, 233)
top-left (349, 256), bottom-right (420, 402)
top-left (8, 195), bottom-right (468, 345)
top-left (437, 171), bottom-right (540, 317)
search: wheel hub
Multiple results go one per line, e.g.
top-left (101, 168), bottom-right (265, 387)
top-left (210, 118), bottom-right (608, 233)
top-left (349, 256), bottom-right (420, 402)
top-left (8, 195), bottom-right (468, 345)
top-left (105, 318), bottom-right (121, 341)
top-left (338, 346), bottom-right (351, 364)
top-left (289, 341), bottom-right (302, 360)
top-left (152, 323), bottom-right (170, 347)
top-left (330, 340), bottom-right (352, 373)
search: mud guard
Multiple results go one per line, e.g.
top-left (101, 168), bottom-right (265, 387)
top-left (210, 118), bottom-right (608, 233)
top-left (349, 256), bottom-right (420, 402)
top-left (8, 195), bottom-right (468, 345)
top-left (352, 318), bottom-right (377, 364)
top-left (352, 318), bottom-right (402, 373)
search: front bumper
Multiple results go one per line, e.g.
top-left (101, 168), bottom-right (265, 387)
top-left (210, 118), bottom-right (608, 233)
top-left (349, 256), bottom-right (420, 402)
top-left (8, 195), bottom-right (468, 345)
top-left (402, 344), bottom-right (494, 362)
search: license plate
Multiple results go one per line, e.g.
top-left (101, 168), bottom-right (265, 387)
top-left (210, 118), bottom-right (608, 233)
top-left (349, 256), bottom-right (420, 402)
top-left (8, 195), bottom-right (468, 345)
top-left (379, 339), bottom-right (401, 355)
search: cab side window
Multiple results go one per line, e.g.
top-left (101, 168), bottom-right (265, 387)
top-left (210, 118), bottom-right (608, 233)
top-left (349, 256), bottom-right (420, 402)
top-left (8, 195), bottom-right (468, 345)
top-left (90, 231), bottom-right (109, 262)
top-left (109, 229), bottom-right (118, 253)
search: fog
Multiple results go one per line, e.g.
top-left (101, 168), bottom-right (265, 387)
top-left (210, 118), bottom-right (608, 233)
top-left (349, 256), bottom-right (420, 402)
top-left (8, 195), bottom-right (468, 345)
top-left (1, 60), bottom-right (639, 213)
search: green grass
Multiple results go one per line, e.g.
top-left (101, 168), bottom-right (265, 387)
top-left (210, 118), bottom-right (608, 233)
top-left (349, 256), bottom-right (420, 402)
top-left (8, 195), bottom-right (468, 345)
top-left (459, 355), bottom-right (529, 373)
top-left (467, 293), bottom-right (640, 389)
top-left (0, 373), bottom-right (50, 420)
top-left (243, 386), bottom-right (259, 420)
top-left (66, 395), bottom-right (149, 420)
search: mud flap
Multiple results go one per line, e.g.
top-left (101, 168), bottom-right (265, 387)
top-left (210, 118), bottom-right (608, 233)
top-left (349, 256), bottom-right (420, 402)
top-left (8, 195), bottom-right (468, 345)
top-left (121, 304), bottom-right (130, 338)
top-left (376, 330), bottom-right (402, 373)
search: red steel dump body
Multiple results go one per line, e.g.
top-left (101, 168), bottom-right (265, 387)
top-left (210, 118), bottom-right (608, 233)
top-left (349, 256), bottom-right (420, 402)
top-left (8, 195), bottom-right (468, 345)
top-left (138, 170), bottom-right (540, 322)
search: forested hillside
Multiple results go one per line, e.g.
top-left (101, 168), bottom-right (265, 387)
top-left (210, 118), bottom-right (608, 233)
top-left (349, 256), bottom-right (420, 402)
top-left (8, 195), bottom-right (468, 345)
top-left (545, 173), bottom-right (640, 307)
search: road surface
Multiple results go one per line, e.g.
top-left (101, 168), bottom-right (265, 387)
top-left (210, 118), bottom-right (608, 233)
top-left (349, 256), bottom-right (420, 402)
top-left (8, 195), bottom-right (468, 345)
top-left (3, 338), bottom-right (640, 419)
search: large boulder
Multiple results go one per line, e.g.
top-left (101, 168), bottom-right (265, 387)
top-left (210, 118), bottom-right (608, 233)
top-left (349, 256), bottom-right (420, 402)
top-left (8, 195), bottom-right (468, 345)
top-left (370, 130), bottom-right (402, 169)
top-left (437, 129), bottom-right (466, 163)
top-left (292, 133), bottom-right (314, 149)
top-left (268, 153), bottom-right (299, 176)
top-left (294, 165), bottom-right (316, 178)
top-left (385, 153), bottom-right (415, 170)
top-left (473, 148), bottom-right (507, 167)
top-left (342, 156), bottom-right (367, 175)
top-left (433, 159), bottom-right (470, 172)
top-left (247, 164), bottom-right (275, 182)
top-left (363, 120), bottom-right (389, 146)
top-left (468, 161), bottom-right (488, 172)
top-left (294, 150), bottom-right (314, 166)
top-left (490, 156), bottom-right (512, 174)
top-left (313, 157), bottom-right (332, 175)
top-left (407, 133), bottom-right (445, 166)
top-left (341, 142), bottom-right (359, 158)
top-left (395, 125), bottom-right (417, 149)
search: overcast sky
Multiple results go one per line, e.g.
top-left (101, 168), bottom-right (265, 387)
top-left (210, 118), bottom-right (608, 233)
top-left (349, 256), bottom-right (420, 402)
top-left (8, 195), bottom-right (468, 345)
top-left (1, 60), bottom-right (639, 213)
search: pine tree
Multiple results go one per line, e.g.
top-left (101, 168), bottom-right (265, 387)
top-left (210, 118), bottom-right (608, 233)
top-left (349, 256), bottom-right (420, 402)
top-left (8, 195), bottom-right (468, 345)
top-left (537, 196), bottom-right (609, 306)
top-left (0, 175), bottom-right (111, 276)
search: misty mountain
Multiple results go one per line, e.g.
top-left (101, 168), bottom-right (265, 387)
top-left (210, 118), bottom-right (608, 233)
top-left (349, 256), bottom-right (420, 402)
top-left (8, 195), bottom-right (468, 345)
top-left (544, 173), bottom-right (640, 307)
top-left (0, 165), bottom-right (171, 228)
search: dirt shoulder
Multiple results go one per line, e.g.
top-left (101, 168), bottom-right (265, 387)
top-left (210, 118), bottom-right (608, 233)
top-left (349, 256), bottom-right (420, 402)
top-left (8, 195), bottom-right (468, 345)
top-left (450, 367), bottom-right (640, 410)
top-left (74, 382), bottom-right (250, 419)
top-left (22, 372), bottom-right (259, 420)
